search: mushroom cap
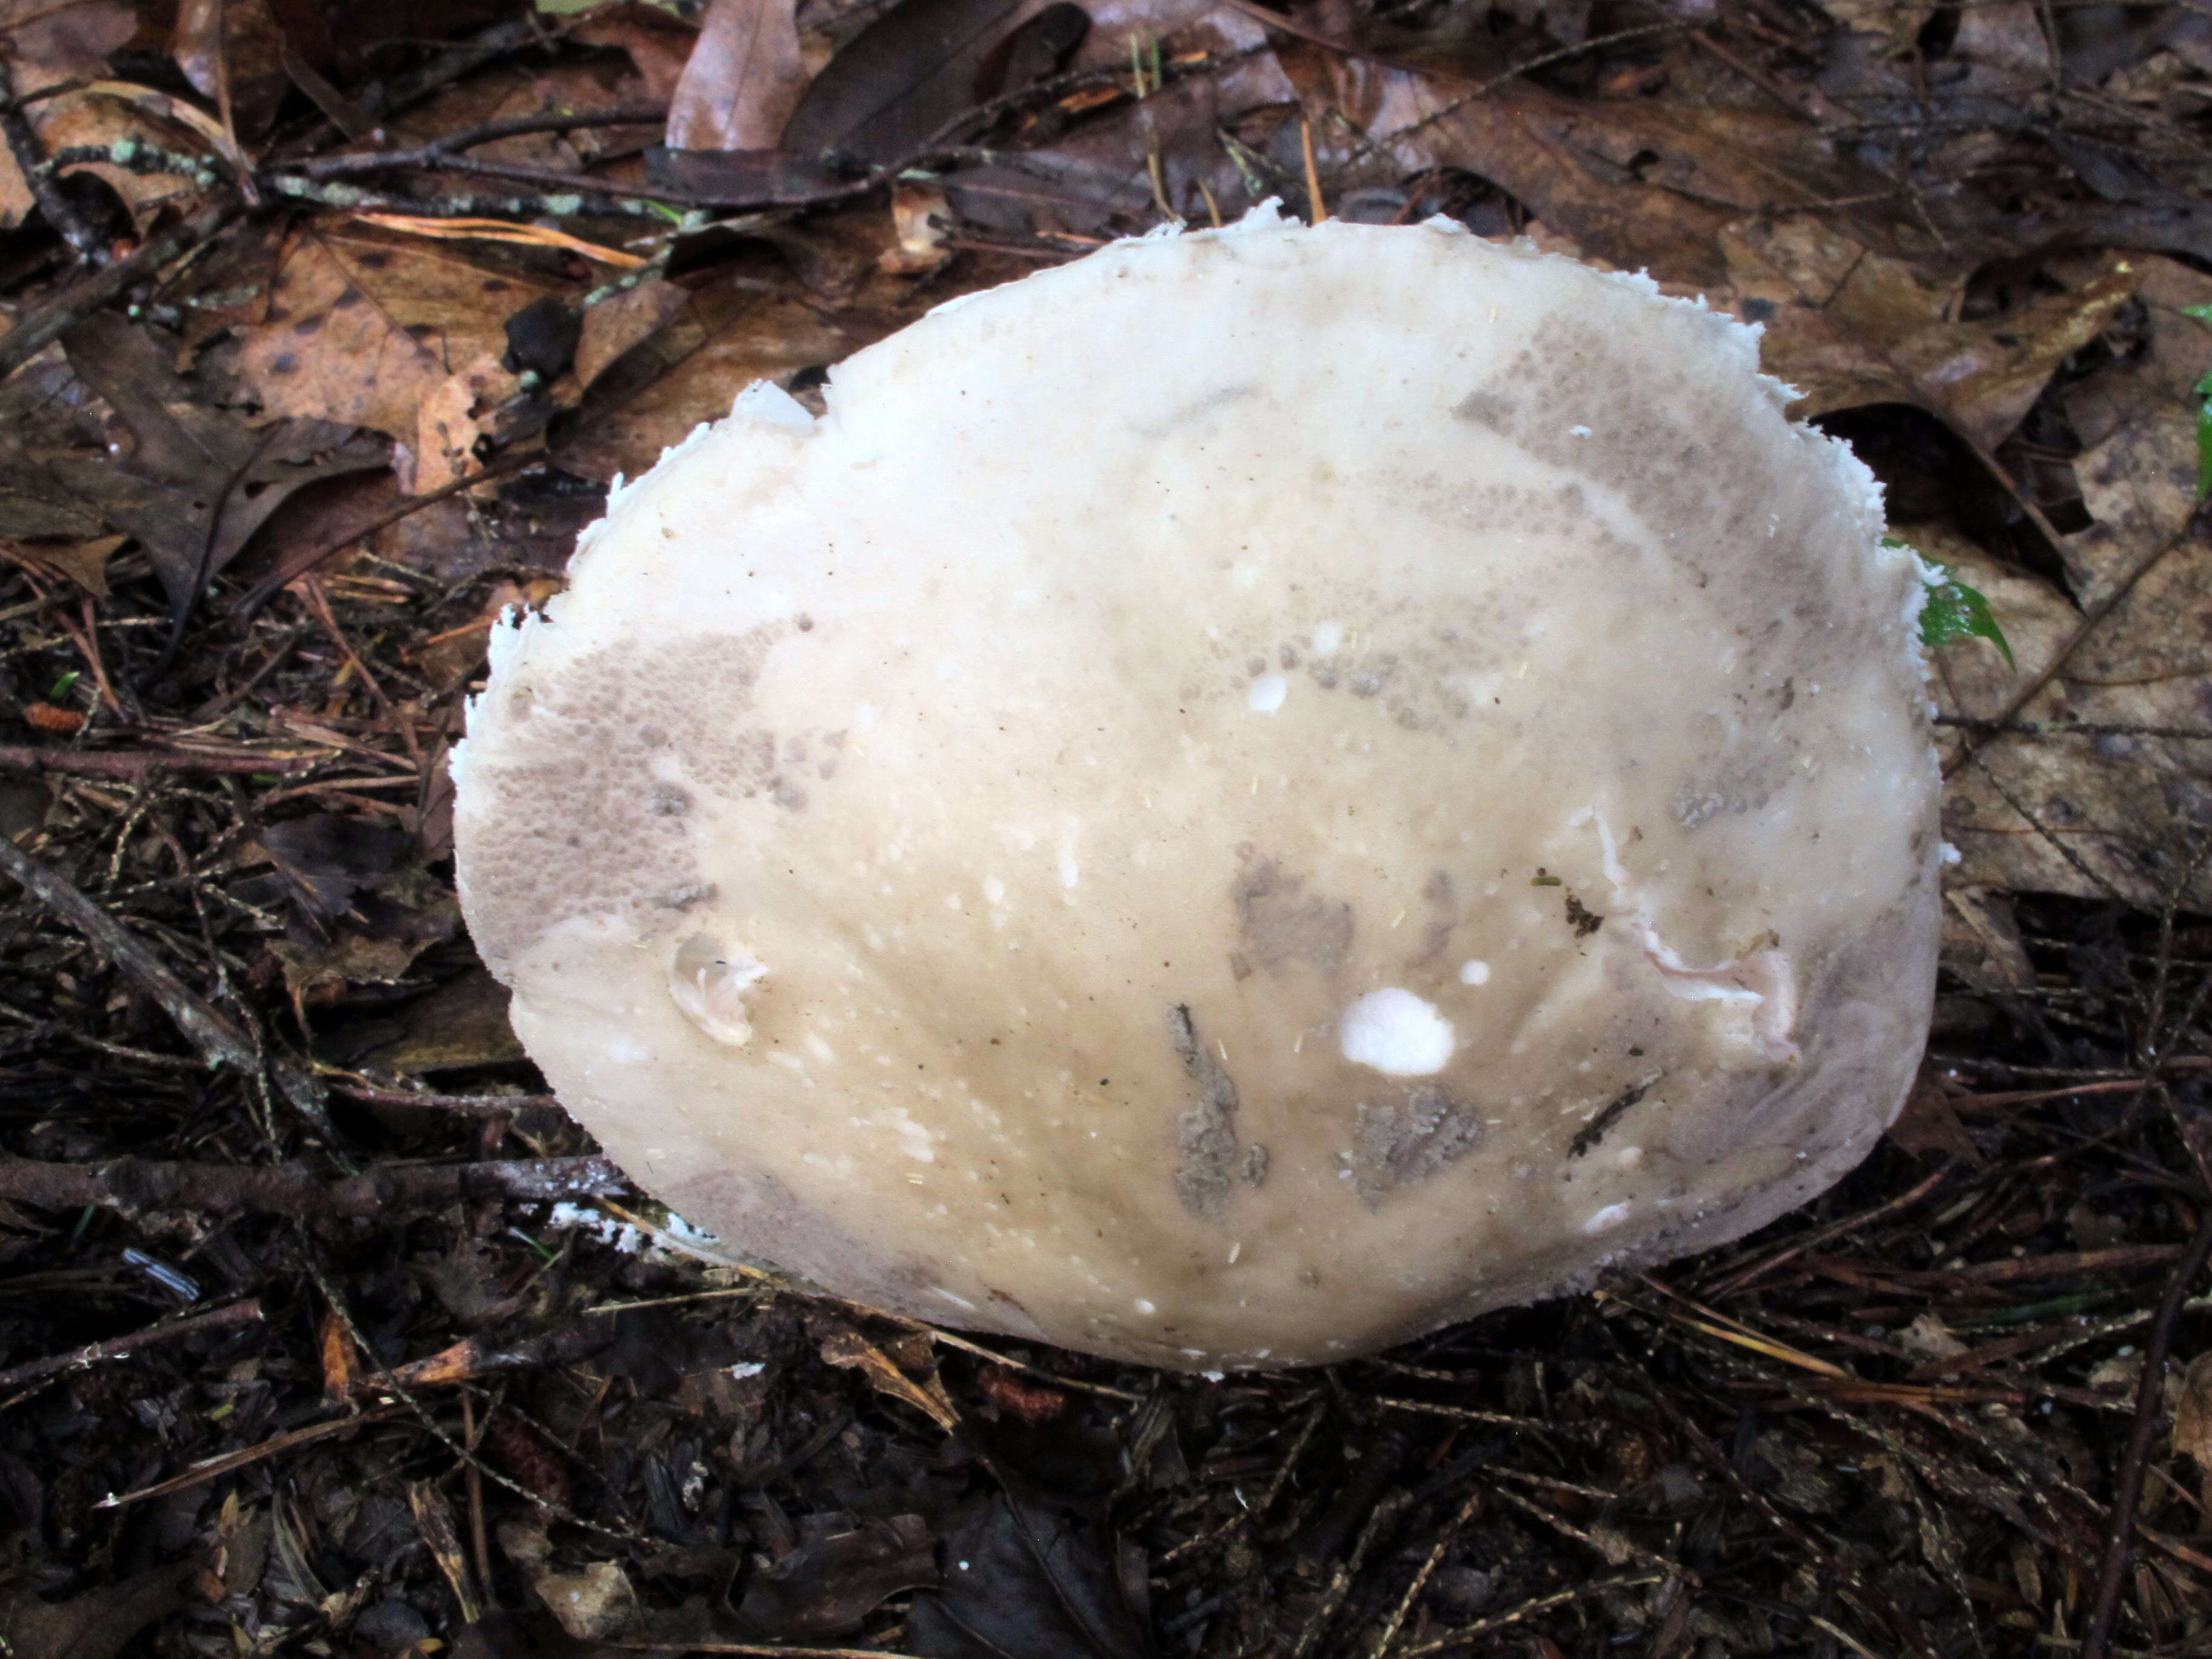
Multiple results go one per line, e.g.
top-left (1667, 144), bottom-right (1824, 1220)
top-left (452, 209), bottom-right (1940, 1370)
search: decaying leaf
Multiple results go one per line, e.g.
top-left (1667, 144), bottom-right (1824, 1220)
top-left (907, 1491), bottom-right (1155, 1659)
top-left (1717, 217), bottom-right (2138, 451)
top-left (45, 313), bottom-right (387, 628)
top-left (407, 1482), bottom-right (482, 1623)
top-left (1885, 1067), bottom-right (1983, 1165)
top-left (411, 351), bottom-right (528, 495)
top-left (537, 1560), bottom-right (636, 1640)
top-left (0, 1556), bottom-right (209, 1659)
top-left (0, 0), bottom-right (203, 233)
top-left (555, 261), bottom-right (928, 480)
top-left (2171, 1352), bottom-right (2212, 1505)
top-left (329, 968), bottom-right (528, 1075)
top-left (817, 1321), bottom-right (960, 1430)
top-left (1940, 886), bottom-right (2034, 993)
top-left (666, 0), bottom-right (811, 150)
top-left (238, 224), bottom-right (569, 453)
top-left (735, 1513), bottom-right (937, 1638)
top-left (0, 534), bottom-right (127, 598)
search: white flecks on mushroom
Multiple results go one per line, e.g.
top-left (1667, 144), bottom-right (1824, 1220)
top-left (1338, 988), bottom-right (1456, 1076)
top-left (452, 208), bottom-right (1941, 1373)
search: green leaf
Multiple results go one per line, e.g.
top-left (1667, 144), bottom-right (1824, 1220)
top-left (2197, 367), bottom-right (2212, 500)
top-left (47, 670), bottom-right (78, 701)
top-left (1916, 560), bottom-right (2016, 669)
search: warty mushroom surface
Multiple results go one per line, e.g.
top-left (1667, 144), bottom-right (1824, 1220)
top-left (451, 207), bottom-right (1942, 1370)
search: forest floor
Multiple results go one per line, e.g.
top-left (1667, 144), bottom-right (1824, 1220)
top-left (0, 0), bottom-right (2206, 1653)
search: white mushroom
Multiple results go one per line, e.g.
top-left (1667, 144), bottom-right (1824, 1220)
top-left (451, 206), bottom-right (1940, 1371)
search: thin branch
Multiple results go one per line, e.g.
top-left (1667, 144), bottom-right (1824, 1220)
top-left (0, 745), bottom-right (318, 780)
top-left (0, 195), bottom-right (239, 383)
top-left (0, 834), bottom-right (264, 1076)
top-left (2080, 1201), bottom-right (2212, 1659)
top-left (0, 59), bottom-right (107, 263)
top-left (0, 1151), bottom-right (624, 1219)
top-left (0, 1298), bottom-right (261, 1397)
top-left (0, 833), bottom-right (340, 1145)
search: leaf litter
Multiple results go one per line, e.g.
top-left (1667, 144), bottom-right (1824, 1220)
top-left (0, 0), bottom-right (2205, 1653)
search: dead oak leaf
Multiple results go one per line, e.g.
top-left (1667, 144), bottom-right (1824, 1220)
top-left (1337, 75), bottom-right (1886, 285)
top-left (555, 275), bottom-right (927, 482)
top-left (1930, 521), bottom-right (2212, 913)
top-left (238, 224), bottom-right (568, 447)
top-left (2058, 255), bottom-right (2212, 602)
top-left (411, 351), bottom-right (526, 495)
top-left (1717, 215), bottom-right (2137, 450)
top-left (0, 1), bottom-right (203, 233)
top-left (666, 0), bottom-right (810, 150)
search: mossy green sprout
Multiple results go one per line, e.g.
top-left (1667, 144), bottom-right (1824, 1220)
top-left (1893, 537), bottom-right (2014, 669)
top-left (2184, 302), bottom-right (2212, 499)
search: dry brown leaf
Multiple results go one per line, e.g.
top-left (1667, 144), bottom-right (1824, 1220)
top-left (818, 1322), bottom-right (960, 1432)
top-left (170, 0), bottom-right (289, 141)
top-left (666, 0), bottom-right (810, 150)
top-left (236, 224), bottom-right (567, 450)
top-left (368, 55), bottom-right (664, 184)
top-left (2060, 255), bottom-right (2212, 600)
top-left (1326, 72), bottom-right (1881, 285)
top-left (0, 533), bottom-right (126, 598)
top-left (537, 1561), bottom-right (638, 1641)
top-left (1940, 886), bottom-right (2034, 993)
top-left (2173, 1352), bottom-right (2212, 1505)
top-left (882, 179), bottom-right (953, 275)
top-left (574, 277), bottom-right (692, 389)
top-left (0, 3), bottom-right (202, 232)
top-left (1715, 216), bottom-right (2138, 449)
top-left (407, 1482), bottom-right (482, 1624)
top-left (555, 272), bottom-right (925, 481)
top-left (1932, 261), bottom-right (2212, 911)
top-left (1885, 1067), bottom-right (1983, 1165)
top-left (411, 352), bottom-right (525, 495)
top-left (571, 2), bottom-right (703, 104)
top-left (1933, 541), bottom-right (2212, 912)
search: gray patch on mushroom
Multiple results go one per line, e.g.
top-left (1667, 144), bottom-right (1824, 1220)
top-left (1233, 859), bottom-right (1353, 976)
top-left (651, 881), bottom-right (718, 911)
top-left (1418, 869), bottom-right (1458, 963)
top-left (1241, 1144), bottom-right (1269, 1188)
top-left (455, 628), bottom-right (786, 974)
top-left (1168, 1005), bottom-right (1242, 1220)
top-left (1347, 1085), bottom-right (1484, 1206)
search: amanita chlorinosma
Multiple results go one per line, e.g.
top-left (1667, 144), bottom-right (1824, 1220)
top-left (452, 206), bottom-right (1940, 1370)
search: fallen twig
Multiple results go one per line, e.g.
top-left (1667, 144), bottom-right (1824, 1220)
top-left (0, 59), bottom-right (106, 263)
top-left (0, 744), bottom-right (318, 779)
top-left (98, 1408), bottom-right (403, 1507)
top-left (0, 195), bottom-right (240, 383)
top-left (2080, 1201), bottom-right (2212, 1659)
top-left (0, 834), bottom-right (266, 1076)
top-left (0, 1298), bottom-right (261, 1397)
top-left (0, 1152), bottom-right (624, 1220)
